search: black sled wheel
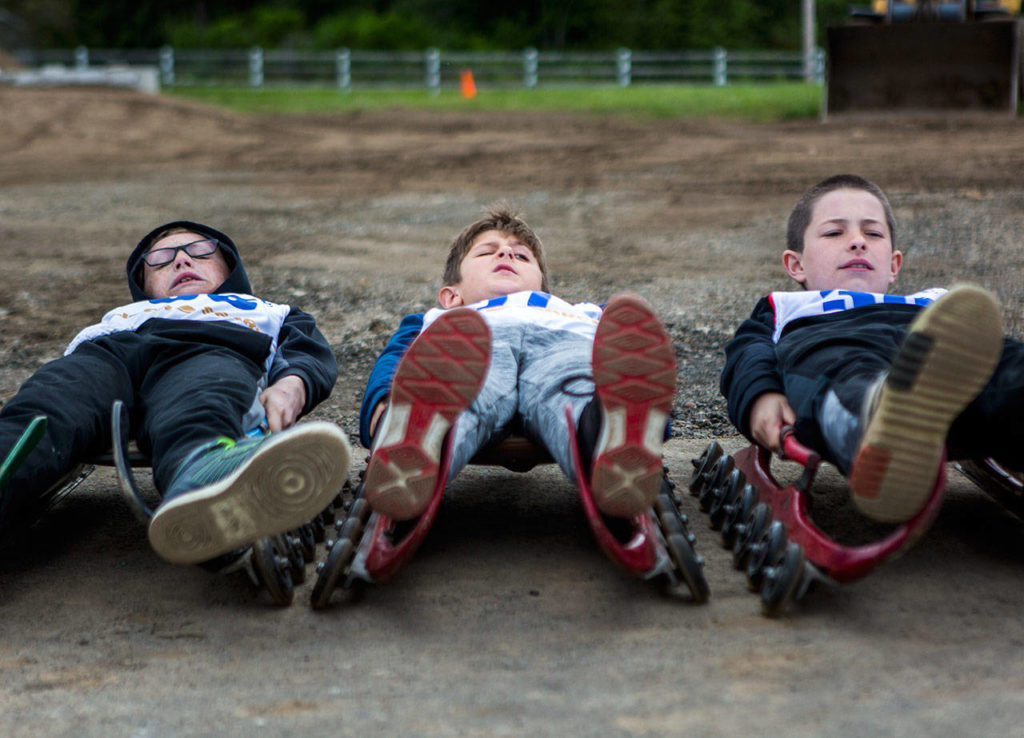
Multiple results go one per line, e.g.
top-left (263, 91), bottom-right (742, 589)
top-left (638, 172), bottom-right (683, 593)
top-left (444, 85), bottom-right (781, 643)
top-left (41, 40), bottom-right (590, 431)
top-left (745, 520), bottom-right (787, 592)
top-left (293, 523), bottom-right (317, 562)
top-left (721, 484), bottom-right (757, 550)
top-left (310, 537), bottom-right (356, 610)
top-left (698, 454), bottom-right (734, 512)
top-left (733, 501), bottom-right (770, 571)
top-left (251, 537), bottom-right (295, 606)
top-left (761, 542), bottom-right (806, 617)
top-left (664, 531), bottom-right (710, 603)
top-left (688, 441), bottom-right (723, 495)
top-left (708, 468), bottom-right (745, 531)
top-left (279, 532), bottom-right (307, 585)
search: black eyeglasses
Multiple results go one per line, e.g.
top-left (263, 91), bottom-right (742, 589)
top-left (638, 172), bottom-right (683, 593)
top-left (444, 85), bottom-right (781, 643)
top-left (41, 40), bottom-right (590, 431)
top-left (143, 238), bottom-right (220, 268)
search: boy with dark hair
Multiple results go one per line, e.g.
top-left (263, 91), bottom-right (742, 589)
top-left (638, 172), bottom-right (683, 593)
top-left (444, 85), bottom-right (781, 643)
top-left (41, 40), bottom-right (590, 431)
top-left (0, 221), bottom-right (350, 566)
top-left (359, 207), bottom-right (677, 521)
top-left (721, 174), bottom-right (1016, 523)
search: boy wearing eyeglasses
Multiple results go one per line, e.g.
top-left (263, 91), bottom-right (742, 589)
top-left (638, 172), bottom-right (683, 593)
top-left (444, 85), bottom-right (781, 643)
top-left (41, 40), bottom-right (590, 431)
top-left (0, 221), bottom-right (351, 568)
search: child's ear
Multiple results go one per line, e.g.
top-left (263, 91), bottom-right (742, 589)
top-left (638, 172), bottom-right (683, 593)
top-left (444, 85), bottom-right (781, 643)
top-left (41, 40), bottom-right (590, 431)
top-left (782, 250), bottom-right (807, 285)
top-left (888, 250), bottom-right (903, 284)
top-left (439, 285), bottom-right (463, 308)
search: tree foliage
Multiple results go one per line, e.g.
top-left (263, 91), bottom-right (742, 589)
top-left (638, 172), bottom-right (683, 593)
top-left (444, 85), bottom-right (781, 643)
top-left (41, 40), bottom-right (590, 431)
top-left (0, 0), bottom-right (855, 51)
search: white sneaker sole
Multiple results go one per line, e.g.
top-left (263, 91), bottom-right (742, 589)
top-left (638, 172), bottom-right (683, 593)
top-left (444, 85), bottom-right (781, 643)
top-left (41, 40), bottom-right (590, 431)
top-left (148, 422), bottom-right (352, 565)
top-left (850, 285), bottom-right (1002, 523)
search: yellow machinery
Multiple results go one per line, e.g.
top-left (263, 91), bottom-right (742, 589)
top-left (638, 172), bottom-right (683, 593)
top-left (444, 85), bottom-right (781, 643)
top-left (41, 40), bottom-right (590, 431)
top-left (826, 0), bottom-right (1022, 114)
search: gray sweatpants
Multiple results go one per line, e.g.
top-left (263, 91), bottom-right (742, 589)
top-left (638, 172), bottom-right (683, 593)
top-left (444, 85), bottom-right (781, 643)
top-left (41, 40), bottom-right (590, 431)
top-left (447, 323), bottom-right (595, 481)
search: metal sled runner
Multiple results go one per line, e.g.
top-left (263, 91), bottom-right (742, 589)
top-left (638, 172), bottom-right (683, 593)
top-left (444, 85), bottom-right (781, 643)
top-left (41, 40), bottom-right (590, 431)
top-left (310, 407), bottom-right (709, 609)
top-left (689, 427), bottom-right (946, 616)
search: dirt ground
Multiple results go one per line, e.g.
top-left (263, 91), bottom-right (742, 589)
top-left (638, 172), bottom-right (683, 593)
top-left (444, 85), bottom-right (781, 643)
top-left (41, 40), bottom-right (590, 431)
top-left (2, 86), bottom-right (1024, 736)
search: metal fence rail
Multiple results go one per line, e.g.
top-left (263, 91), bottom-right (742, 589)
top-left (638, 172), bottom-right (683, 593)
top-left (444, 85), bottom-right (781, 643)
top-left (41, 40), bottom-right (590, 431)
top-left (12, 46), bottom-right (825, 91)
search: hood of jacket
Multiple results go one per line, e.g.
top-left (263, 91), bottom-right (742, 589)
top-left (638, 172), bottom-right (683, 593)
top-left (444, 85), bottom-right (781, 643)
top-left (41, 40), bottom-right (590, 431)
top-left (126, 220), bottom-right (253, 302)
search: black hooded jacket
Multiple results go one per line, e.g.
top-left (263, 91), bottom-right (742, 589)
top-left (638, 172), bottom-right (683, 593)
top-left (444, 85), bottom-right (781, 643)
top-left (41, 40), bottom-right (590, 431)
top-left (121, 221), bottom-right (337, 415)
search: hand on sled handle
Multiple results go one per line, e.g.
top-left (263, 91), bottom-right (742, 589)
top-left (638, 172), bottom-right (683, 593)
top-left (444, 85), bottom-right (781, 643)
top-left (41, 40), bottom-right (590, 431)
top-left (260, 375), bottom-right (306, 432)
top-left (749, 392), bottom-right (795, 454)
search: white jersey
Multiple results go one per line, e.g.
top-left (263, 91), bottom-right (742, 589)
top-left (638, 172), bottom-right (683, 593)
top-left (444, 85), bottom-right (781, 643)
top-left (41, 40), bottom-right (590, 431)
top-left (767, 288), bottom-right (945, 343)
top-left (423, 291), bottom-right (603, 339)
top-left (65, 293), bottom-right (292, 373)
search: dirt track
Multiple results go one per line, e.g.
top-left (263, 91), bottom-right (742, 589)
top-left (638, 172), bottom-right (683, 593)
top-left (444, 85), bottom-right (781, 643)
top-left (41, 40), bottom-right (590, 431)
top-left (2, 86), bottom-right (1024, 735)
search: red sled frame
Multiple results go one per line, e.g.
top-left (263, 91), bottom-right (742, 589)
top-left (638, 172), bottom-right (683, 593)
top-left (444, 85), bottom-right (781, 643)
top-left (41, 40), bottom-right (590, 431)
top-left (310, 406), bottom-right (709, 609)
top-left (689, 426), bottom-right (945, 616)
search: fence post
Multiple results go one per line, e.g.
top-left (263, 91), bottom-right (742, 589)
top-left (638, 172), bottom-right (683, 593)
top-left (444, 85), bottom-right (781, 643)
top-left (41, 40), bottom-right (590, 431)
top-left (336, 48), bottom-right (351, 92)
top-left (249, 46), bottom-right (264, 87)
top-left (74, 46), bottom-right (88, 70)
top-left (524, 47), bottom-right (538, 89)
top-left (713, 47), bottom-right (727, 86)
top-left (814, 47), bottom-right (825, 85)
top-left (425, 47), bottom-right (441, 95)
top-left (159, 46), bottom-right (175, 87)
top-left (616, 47), bottom-right (631, 87)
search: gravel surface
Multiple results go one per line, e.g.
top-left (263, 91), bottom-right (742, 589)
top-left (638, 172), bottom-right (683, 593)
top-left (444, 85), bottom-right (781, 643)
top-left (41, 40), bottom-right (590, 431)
top-left (2, 86), bottom-right (1024, 736)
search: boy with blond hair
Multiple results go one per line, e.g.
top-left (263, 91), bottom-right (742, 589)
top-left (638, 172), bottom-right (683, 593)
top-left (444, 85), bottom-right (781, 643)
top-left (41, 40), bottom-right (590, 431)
top-left (359, 207), bottom-right (677, 520)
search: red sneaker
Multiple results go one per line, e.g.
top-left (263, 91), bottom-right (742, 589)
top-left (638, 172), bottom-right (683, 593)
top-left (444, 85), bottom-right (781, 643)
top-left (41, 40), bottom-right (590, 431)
top-left (363, 308), bottom-right (491, 520)
top-left (589, 295), bottom-right (677, 517)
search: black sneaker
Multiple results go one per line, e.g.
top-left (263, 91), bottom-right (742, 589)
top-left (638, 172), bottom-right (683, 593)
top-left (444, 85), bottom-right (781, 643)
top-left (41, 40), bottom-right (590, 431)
top-left (148, 422), bottom-right (351, 564)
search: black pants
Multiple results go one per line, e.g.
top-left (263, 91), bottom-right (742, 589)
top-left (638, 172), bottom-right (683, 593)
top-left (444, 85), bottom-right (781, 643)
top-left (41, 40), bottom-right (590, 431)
top-left (0, 323), bottom-right (265, 531)
top-left (791, 336), bottom-right (1024, 472)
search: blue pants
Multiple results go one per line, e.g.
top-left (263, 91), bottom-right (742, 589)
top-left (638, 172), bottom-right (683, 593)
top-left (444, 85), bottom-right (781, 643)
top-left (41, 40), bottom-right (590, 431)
top-left (447, 324), bottom-right (594, 482)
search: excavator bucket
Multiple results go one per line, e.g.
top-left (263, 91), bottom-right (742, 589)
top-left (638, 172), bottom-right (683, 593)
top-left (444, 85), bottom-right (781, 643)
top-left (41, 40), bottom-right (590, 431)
top-left (826, 19), bottom-right (1021, 114)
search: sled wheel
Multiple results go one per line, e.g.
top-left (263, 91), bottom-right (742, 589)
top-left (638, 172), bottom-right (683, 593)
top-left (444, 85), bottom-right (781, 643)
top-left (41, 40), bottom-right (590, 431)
top-left (659, 508), bottom-right (684, 537)
top-left (733, 501), bottom-right (770, 570)
top-left (698, 454), bottom-right (734, 512)
top-left (310, 537), bottom-right (356, 610)
top-left (708, 468), bottom-right (745, 531)
top-left (745, 519), bottom-right (787, 592)
top-left (761, 541), bottom-right (806, 617)
top-left (309, 513), bottom-right (328, 543)
top-left (293, 523), bottom-right (317, 562)
top-left (688, 441), bottom-right (723, 495)
top-left (665, 531), bottom-right (710, 603)
top-left (252, 537), bottom-right (295, 607)
top-left (721, 483), bottom-right (757, 550)
top-left (349, 497), bottom-right (371, 525)
top-left (278, 532), bottom-right (307, 585)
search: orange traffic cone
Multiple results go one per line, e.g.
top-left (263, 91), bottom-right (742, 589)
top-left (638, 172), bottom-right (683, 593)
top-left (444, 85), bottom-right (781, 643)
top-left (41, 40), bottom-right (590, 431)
top-left (460, 68), bottom-right (477, 99)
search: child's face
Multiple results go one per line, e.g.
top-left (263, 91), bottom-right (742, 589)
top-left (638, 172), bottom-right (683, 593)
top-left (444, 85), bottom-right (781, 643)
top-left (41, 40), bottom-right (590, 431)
top-left (439, 229), bottom-right (544, 308)
top-left (142, 231), bottom-right (231, 299)
top-left (783, 188), bottom-right (902, 293)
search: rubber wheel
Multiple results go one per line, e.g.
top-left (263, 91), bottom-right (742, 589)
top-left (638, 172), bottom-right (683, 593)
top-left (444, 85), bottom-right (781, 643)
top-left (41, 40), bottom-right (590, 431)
top-left (310, 537), bottom-right (355, 610)
top-left (688, 441), bottom-right (723, 495)
top-left (732, 501), bottom-right (770, 570)
top-left (349, 497), bottom-right (371, 524)
top-left (251, 537), bottom-right (295, 607)
top-left (698, 454), bottom-right (734, 512)
top-left (721, 484), bottom-right (757, 550)
top-left (761, 542), bottom-right (806, 617)
top-left (294, 523), bottom-right (317, 561)
top-left (708, 468), bottom-right (745, 531)
top-left (745, 520), bottom-right (787, 592)
top-left (664, 531), bottom-right (710, 603)
top-left (278, 532), bottom-right (307, 585)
